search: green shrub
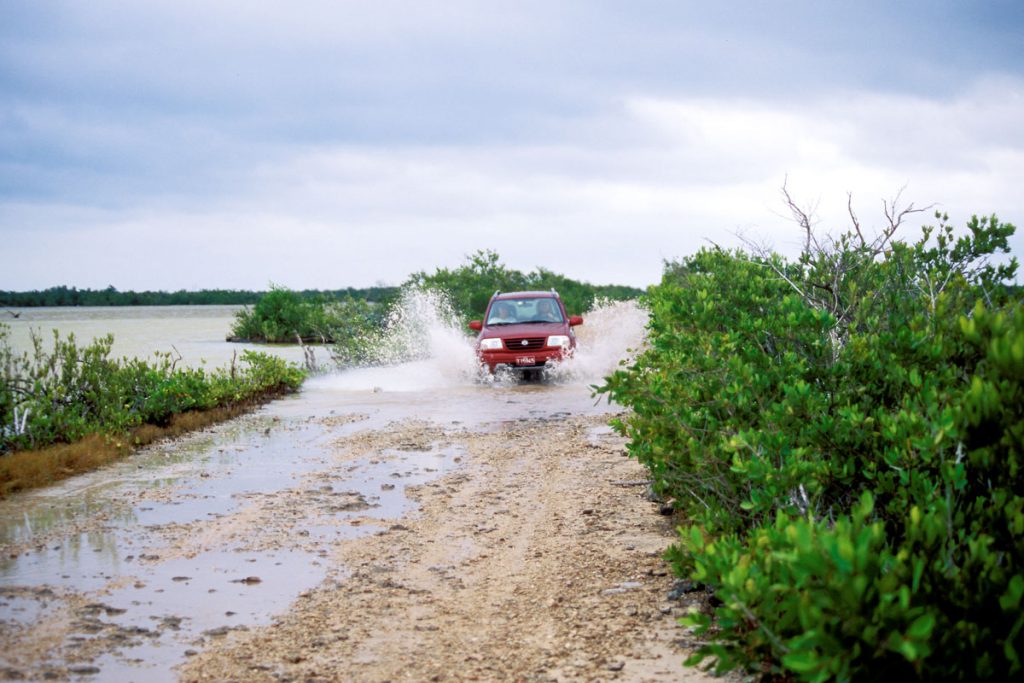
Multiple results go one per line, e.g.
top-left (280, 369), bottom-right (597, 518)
top-left (599, 212), bottom-right (1022, 679)
top-left (230, 284), bottom-right (387, 345)
top-left (1, 326), bottom-right (306, 453)
top-left (231, 285), bottom-right (314, 342)
top-left (234, 350), bottom-right (306, 394)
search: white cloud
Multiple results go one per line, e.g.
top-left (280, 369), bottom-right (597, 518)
top-left (3, 76), bottom-right (1023, 290)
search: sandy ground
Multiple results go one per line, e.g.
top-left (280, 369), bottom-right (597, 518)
top-left (173, 413), bottom-right (714, 683)
top-left (1, 409), bottom-right (719, 682)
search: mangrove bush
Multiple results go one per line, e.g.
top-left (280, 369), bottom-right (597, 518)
top-left (229, 285), bottom-right (388, 345)
top-left (1, 325), bottom-right (305, 455)
top-left (599, 210), bottom-right (1022, 680)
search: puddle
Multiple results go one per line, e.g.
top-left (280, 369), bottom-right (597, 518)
top-left (0, 414), bottom-right (467, 680)
top-left (2, 530), bottom-right (136, 593)
top-left (80, 548), bottom-right (323, 683)
top-left (328, 443), bottom-right (464, 522)
top-left (586, 423), bottom-right (618, 445)
top-left (0, 589), bottom-right (53, 627)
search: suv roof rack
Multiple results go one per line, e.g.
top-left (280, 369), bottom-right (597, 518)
top-left (492, 290), bottom-right (500, 299)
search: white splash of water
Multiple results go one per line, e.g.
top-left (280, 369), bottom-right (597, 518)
top-left (369, 288), bottom-right (472, 367)
top-left (547, 298), bottom-right (648, 384)
top-left (315, 288), bottom-right (480, 392)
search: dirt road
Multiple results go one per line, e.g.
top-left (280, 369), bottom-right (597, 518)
top-left (177, 413), bottom-right (712, 683)
top-left (1, 403), bottom-right (713, 682)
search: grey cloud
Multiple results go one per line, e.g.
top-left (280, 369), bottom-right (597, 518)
top-left (1, 1), bottom-right (1022, 289)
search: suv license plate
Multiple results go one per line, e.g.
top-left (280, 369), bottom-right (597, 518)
top-left (515, 356), bottom-right (535, 366)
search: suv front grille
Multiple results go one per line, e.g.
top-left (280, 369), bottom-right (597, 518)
top-left (504, 337), bottom-right (546, 351)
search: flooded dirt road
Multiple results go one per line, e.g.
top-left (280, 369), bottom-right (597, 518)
top-left (0, 302), bottom-right (715, 682)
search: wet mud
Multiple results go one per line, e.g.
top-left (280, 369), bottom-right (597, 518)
top-left (0, 393), bottom-right (464, 681)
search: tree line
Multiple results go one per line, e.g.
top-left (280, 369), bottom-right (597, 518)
top-left (0, 285), bottom-right (399, 308)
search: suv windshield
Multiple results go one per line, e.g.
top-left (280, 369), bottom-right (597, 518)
top-left (486, 297), bottom-right (564, 325)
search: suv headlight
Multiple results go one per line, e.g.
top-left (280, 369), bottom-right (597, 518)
top-left (479, 338), bottom-right (503, 350)
top-left (547, 335), bottom-right (570, 348)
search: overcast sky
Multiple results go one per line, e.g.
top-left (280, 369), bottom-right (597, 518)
top-left (2, 1), bottom-right (1022, 291)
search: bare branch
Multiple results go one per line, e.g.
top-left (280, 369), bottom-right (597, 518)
top-left (703, 237), bottom-right (727, 252)
top-left (728, 228), bottom-right (772, 258)
top-left (879, 185), bottom-right (933, 253)
top-left (847, 192), bottom-right (865, 248)
top-left (781, 177), bottom-right (821, 253)
top-left (169, 345), bottom-right (183, 372)
top-left (809, 281), bottom-right (840, 315)
top-left (295, 333), bottom-right (318, 373)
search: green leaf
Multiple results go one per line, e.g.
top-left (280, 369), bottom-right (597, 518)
top-left (906, 613), bottom-right (935, 640)
top-left (782, 650), bottom-right (821, 673)
top-left (689, 525), bottom-right (704, 551)
top-left (999, 575), bottom-right (1024, 612)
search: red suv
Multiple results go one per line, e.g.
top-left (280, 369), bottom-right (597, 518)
top-left (468, 290), bottom-right (583, 375)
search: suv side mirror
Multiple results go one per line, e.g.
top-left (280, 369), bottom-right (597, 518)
top-left (569, 315), bottom-right (583, 326)
top-left (468, 320), bottom-right (483, 331)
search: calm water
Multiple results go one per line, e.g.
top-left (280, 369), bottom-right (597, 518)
top-left (2, 305), bottom-right (311, 368)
